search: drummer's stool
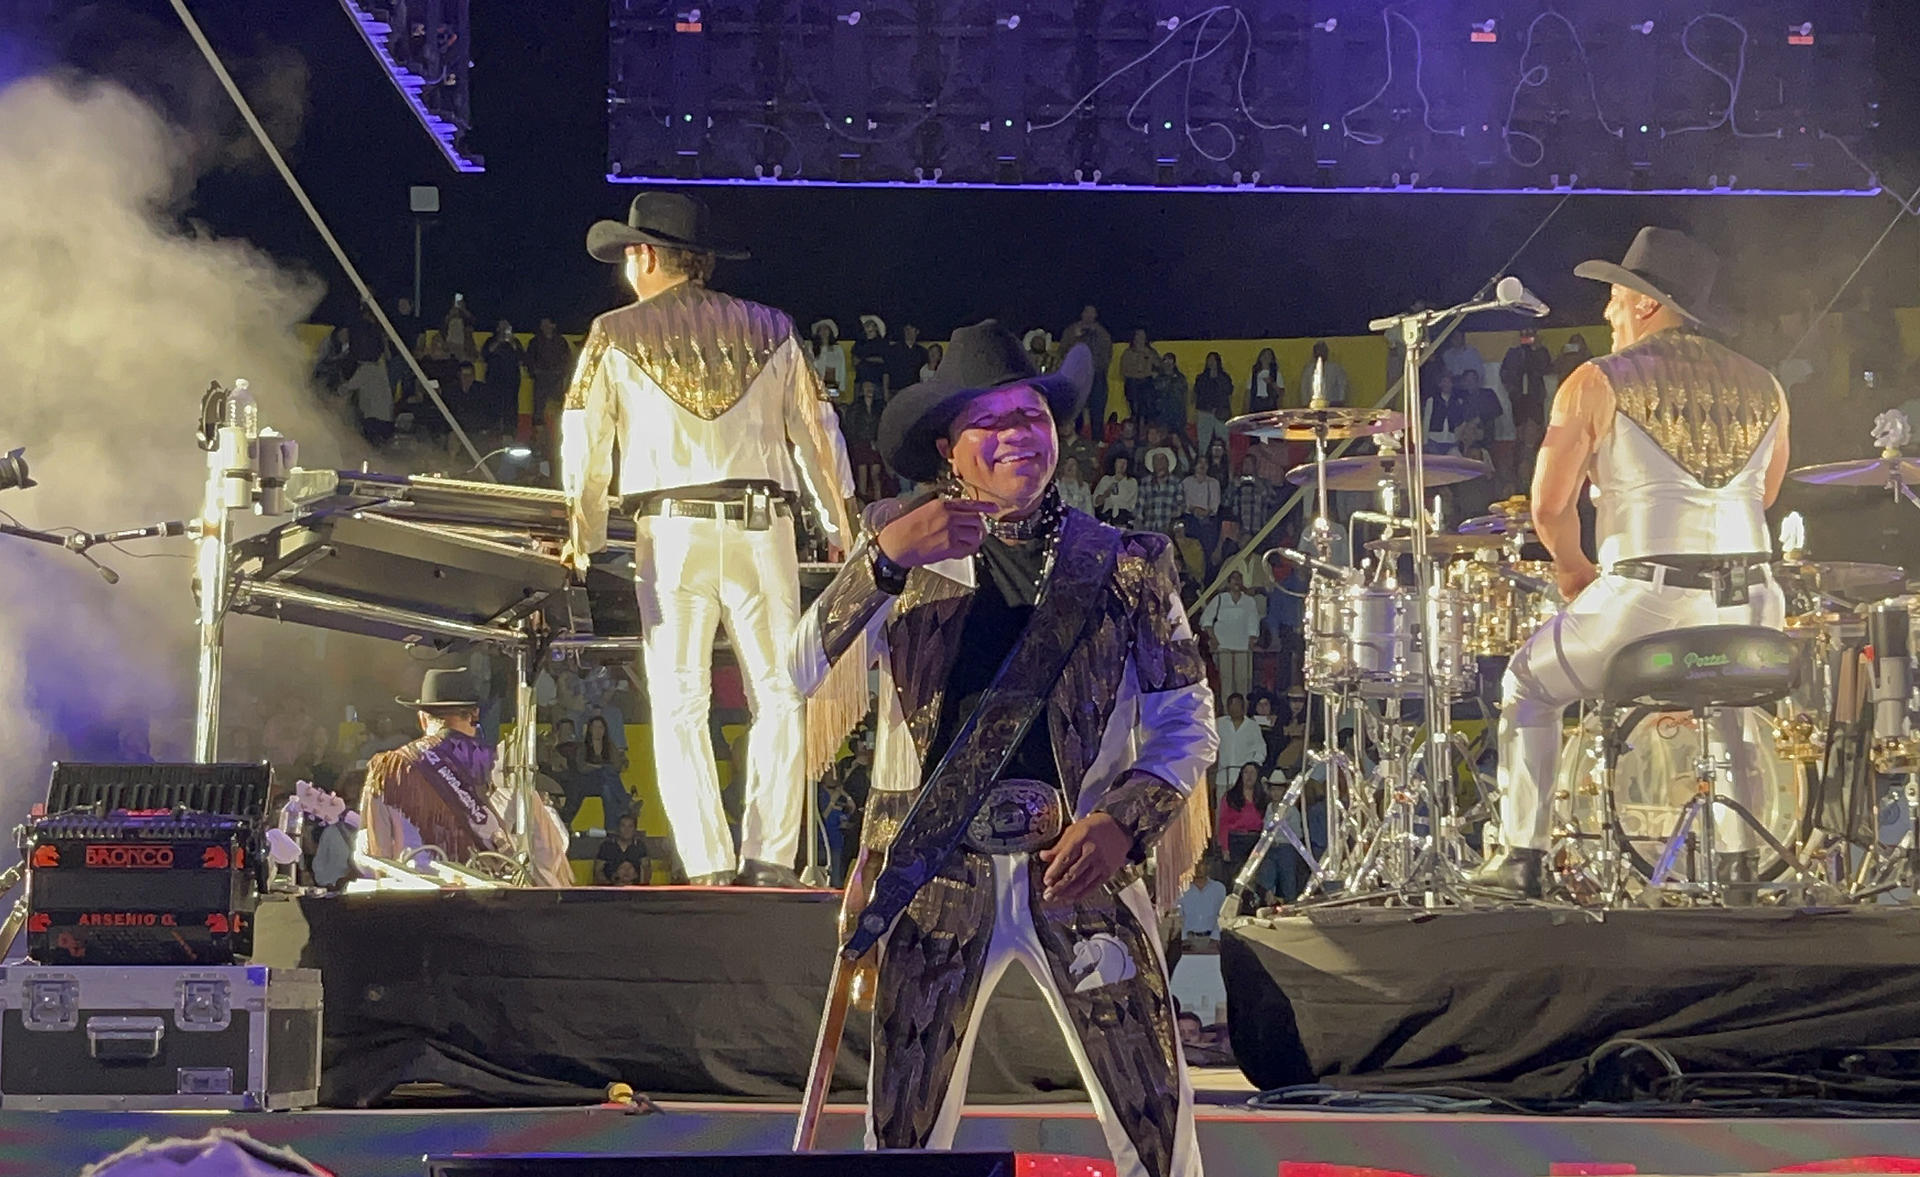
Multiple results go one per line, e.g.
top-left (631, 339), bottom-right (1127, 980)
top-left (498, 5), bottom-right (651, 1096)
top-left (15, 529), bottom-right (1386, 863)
top-left (1598, 625), bottom-right (1802, 903)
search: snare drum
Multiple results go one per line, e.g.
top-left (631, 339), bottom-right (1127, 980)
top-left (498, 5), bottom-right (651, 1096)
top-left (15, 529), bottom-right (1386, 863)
top-left (1445, 557), bottom-right (1561, 657)
top-left (1304, 581), bottom-right (1476, 699)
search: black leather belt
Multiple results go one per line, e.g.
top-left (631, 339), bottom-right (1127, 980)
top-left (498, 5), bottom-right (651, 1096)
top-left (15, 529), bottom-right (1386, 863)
top-left (635, 498), bottom-right (793, 521)
top-left (1613, 554), bottom-right (1770, 590)
top-left (1615, 555), bottom-right (1770, 605)
top-left (623, 481), bottom-right (795, 522)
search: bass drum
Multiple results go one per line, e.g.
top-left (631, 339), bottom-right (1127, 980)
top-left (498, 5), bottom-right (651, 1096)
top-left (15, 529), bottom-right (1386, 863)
top-left (1552, 707), bottom-right (1806, 882)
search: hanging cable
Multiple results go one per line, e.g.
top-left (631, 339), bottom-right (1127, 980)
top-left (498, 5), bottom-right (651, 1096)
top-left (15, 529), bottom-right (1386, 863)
top-left (1342, 5), bottom-right (1465, 148)
top-left (168, 0), bottom-right (493, 477)
top-left (1031, 4), bottom-right (1305, 163)
top-left (1502, 9), bottom-right (1624, 168)
top-left (1665, 13), bottom-right (1781, 140)
top-left (1779, 180), bottom-right (1920, 367)
top-left (1818, 130), bottom-right (1919, 214)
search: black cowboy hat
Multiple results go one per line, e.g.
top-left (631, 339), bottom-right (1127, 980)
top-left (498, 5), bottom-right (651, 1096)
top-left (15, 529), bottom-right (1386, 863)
top-left (877, 320), bottom-right (1092, 482)
top-left (586, 191), bottom-right (749, 264)
top-left (1574, 227), bottom-right (1729, 330)
top-left (396, 668), bottom-right (481, 710)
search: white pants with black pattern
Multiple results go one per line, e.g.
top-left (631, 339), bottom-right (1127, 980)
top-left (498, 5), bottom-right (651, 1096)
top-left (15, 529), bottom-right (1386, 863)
top-left (867, 854), bottom-right (1204, 1177)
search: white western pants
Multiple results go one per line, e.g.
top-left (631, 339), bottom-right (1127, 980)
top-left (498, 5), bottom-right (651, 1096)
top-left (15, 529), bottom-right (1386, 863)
top-left (1215, 648), bottom-right (1251, 706)
top-left (634, 511), bottom-right (804, 878)
top-left (866, 855), bottom-right (1204, 1177)
top-left (1497, 567), bottom-right (1785, 853)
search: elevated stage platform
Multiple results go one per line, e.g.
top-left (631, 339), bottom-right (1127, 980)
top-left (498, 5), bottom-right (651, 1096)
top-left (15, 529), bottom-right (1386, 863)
top-left (23, 889), bottom-right (1914, 1175)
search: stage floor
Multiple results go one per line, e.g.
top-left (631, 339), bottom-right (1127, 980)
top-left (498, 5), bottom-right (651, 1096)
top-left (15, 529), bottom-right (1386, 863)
top-left (11, 1097), bottom-right (1920, 1177)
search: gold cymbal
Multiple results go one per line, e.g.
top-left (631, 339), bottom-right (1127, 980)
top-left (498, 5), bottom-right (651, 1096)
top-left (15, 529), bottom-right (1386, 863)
top-left (1228, 407), bottom-right (1407, 441)
top-left (1457, 495), bottom-right (1533, 535)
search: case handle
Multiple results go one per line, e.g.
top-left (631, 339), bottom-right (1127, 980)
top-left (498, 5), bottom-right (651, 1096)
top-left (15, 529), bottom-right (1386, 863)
top-left (86, 1016), bottom-right (165, 1062)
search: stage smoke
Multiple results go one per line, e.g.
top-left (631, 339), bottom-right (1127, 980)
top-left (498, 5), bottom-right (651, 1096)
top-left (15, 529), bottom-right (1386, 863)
top-left (0, 76), bottom-right (354, 830)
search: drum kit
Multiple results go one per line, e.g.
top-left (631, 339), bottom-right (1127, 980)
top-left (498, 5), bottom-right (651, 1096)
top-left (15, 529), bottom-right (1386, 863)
top-left (1220, 402), bottom-right (1920, 914)
top-left (1221, 401), bottom-right (1544, 910)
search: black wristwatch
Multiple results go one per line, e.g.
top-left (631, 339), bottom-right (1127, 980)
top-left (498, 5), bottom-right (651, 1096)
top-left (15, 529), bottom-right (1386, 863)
top-left (870, 543), bottom-right (910, 595)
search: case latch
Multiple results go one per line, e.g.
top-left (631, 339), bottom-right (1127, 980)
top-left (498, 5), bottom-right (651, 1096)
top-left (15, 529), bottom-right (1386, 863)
top-left (23, 978), bottom-right (78, 1031)
top-left (175, 978), bottom-right (232, 1031)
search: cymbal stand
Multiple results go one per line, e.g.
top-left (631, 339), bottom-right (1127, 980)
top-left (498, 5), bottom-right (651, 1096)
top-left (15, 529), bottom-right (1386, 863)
top-left (1337, 294), bottom-right (1524, 902)
top-left (1220, 726), bottom-right (1352, 917)
top-left (1300, 390), bottom-right (1355, 885)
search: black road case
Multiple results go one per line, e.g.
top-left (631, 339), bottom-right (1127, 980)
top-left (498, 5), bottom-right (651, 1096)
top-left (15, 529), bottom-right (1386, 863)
top-left (0, 964), bottom-right (320, 1109)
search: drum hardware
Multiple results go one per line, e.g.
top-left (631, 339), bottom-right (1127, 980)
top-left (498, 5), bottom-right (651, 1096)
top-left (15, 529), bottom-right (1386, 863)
top-left (1220, 749), bottom-right (1345, 919)
top-left (1871, 735), bottom-right (1920, 776)
top-left (1456, 496), bottom-right (1536, 537)
top-left (1593, 628), bottom-right (1828, 907)
top-left (1290, 291), bottom-right (1534, 909)
top-left (1769, 712), bottom-right (1826, 764)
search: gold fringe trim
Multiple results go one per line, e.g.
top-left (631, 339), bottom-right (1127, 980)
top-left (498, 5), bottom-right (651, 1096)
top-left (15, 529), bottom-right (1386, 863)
top-left (1150, 784), bottom-right (1212, 915)
top-left (804, 629), bottom-right (872, 784)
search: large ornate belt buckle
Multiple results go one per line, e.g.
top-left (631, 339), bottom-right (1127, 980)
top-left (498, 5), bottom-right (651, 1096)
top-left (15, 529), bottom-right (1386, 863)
top-left (963, 778), bottom-right (1066, 855)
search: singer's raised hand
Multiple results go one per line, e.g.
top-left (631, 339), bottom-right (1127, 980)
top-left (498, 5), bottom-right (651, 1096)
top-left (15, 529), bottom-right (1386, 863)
top-left (876, 498), bottom-right (994, 567)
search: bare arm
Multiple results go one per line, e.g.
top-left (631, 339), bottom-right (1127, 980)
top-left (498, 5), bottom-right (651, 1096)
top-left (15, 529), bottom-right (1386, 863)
top-left (1531, 363), bottom-right (1610, 598)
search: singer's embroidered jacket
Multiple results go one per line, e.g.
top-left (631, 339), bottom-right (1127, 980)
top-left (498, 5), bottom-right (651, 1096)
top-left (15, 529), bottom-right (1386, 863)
top-left (791, 506), bottom-right (1217, 864)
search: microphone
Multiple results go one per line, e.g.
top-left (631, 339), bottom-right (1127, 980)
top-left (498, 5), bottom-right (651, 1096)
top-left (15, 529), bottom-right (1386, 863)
top-left (1495, 275), bottom-right (1551, 318)
top-left (1869, 601), bottom-right (1912, 743)
top-left (1266, 545), bottom-right (1359, 584)
top-left (65, 521), bottom-right (188, 552)
top-left (0, 447), bottom-right (32, 492)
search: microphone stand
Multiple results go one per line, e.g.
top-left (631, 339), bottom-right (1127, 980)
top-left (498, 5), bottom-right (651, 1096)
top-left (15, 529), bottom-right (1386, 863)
top-left (1361, 289), bottom-right (1539, 903)
top-left (0, 519), bottom-right (178, 585)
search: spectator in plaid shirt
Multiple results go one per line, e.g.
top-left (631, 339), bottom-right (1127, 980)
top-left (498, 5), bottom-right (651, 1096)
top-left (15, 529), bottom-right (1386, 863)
top-left (1225, 453), bottom-right (1278, 538)
top-left (1136, 448), bottom-right (1184, 535)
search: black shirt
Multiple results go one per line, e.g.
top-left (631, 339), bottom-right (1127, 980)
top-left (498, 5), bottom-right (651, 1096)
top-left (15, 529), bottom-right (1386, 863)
top-left (1194, 369), bottom-right (1234, 414)
top-left (888, 343), bottom-right (929, 392)
top-left (927, 536), bottom-right (1058, 784)
top-left (852, 337), bottom-right (891, 390)
top-left (596, 835), bottom-right (649, 881)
